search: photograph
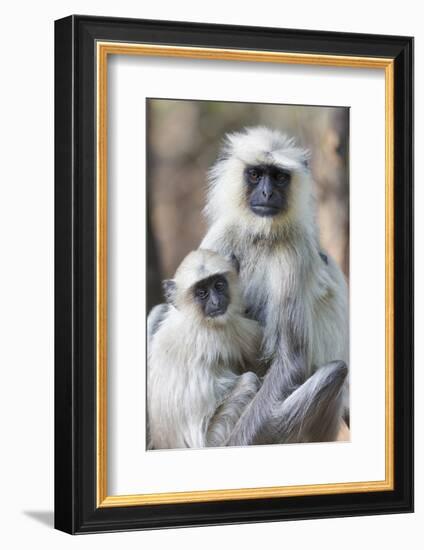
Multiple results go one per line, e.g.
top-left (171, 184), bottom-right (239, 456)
top-left (146, 98), bottom-right (350, 450)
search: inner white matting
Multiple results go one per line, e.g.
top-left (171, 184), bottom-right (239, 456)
top-left (107, 54), bottom-right (386, 496)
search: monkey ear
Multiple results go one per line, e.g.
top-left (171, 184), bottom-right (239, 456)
top-left (228, 253), bottom-right (240, 274)
top-left (162, 279), bottom-right (177, 305)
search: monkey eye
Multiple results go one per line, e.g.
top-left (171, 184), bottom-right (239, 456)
top-left (276, 170), bottom-right (291, 185)
top-left (214, 279), bottom-right (227, 292)
top-left (195, 288), bottom-right (209, 300)
top-left (247, 168), bottom-right (260, 183)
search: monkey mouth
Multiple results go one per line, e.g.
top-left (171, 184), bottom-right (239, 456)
top-left (207, 309), bottom-right (227, 318)
top-left (250, 204), bottom-right (281, 217)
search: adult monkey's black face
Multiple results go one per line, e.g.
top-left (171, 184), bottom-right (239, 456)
top-left (245, 164), bottom-right (291, 217)
top-left (193, 274), bottom-right (230, 318)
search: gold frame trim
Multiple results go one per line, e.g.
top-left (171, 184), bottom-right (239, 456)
top-left (96, 42), bottom-right (395, 508)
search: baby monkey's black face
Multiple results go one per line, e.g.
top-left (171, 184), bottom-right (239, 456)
top-left (245, 164), bottom-right (291, 217)
top-left (193, 274), bottom-right (230, 318)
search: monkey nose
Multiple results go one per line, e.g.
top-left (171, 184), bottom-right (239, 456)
top-left (262, 180), bottom-right (274, 199)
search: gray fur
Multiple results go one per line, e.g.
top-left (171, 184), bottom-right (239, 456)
top-left (227, 360), bottom-right (347, 445)
top-left (201, 127), bottom-right (349, 444)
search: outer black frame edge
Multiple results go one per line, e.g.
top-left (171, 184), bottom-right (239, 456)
top-left (54, 15), bottom-right (414, 535)
top-left (54, 15), bottom-right (76, 534)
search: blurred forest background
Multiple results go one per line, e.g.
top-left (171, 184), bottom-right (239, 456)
top-left (147, 99), bottom-right (349, 312)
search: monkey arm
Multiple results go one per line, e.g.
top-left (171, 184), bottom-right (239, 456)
top-left (224, 287), bottom-right (319, 445)
top-left (262, 292), bottom-right (311, 394)
top-left (224, 355), bottom-right (295, 446)
top-left (206, 372), bottom-right (260, 447)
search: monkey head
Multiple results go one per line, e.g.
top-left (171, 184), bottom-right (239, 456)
top-left (162, 249), bottom-right (243, 323)
top-left (205, 127), bottom-right (313, 236)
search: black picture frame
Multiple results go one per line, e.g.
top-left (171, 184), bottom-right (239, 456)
top-left (55, 14), bottom-right (414, 534)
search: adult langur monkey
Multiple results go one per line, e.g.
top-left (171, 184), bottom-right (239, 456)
top-left (147, 249), bottom-right (262, 449)
top-left (200, 127), bottom-right (349, 445)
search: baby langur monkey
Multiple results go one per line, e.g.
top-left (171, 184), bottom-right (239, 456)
top-left (147, 249), bottom-right (263, 450)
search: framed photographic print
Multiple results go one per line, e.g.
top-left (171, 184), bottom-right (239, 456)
top-left (54, 15), bottom-right (414, 534)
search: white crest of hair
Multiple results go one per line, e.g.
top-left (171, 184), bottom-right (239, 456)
top-left (147, 249), bottom-right (262, 450)
top-left (201, 127), bottom-right (349, 396)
